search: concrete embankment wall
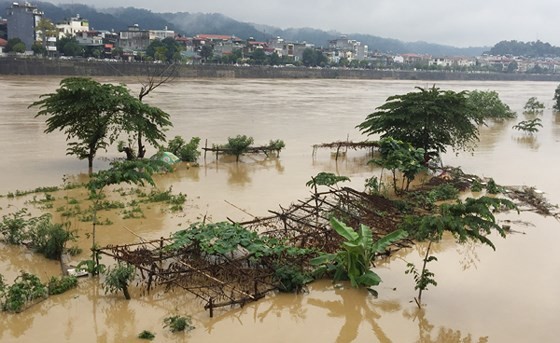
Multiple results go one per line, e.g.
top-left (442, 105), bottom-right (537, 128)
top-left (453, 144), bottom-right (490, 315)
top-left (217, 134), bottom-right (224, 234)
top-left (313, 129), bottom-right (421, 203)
top-left (2, 57), bottom-right (560, 82)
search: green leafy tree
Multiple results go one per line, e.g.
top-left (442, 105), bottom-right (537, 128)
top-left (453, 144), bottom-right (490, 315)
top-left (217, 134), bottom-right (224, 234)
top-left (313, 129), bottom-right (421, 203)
top-left (35, 18), bottom-right (57, 53)
top-left (165, 136), bottom-right (201, 162)
top-left (32, 42), bottom-right (46, 55)
top-left (103, 263), bottom-right (135, 300)
top-left (31, 78), bottom-right (127, 171)
top-left (146, 38), bottom-right (184, 62)
top-left (2, 272), bottom-right (47, 313)
top-left (311, 218), bottom-right (407, 294)
top-left (57, 37), bottom-right (83, 57)
top-left (400, 197), bottom-right (517, 307)
top-left (6, 38), bottom-right (26, 53)
top-left (223, 135), bottom-right (254, 162)
top-left (523, 97), bottom-right (545, 115)
top-left (553, 84), bottom-right (560, 111)
top-left (250, 49), bottom-right (267, 65)
top-left (513, 118), bottom-right (543, 134)
top-left (31, 77), bottom-right (170, 169)
top-left (199, 45), bottom-right (213, 63)
top-left (467, 90), bottom-right (516, 121)
top-left (372, 137), bottom-right (426, 193)
top-left (117, 89), bottom-right (172, 160)
top-left (357, 86), bottom-right (482, 160)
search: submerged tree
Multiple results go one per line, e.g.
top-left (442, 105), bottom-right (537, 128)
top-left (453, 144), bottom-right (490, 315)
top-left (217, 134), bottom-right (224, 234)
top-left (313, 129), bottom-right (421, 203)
top-left (523, 97), bottom-right (545, 115)
top-left (372, 137), bottom-right (426, 193)
top-left (554, 84), bottom-right (560, 111)
top-left (400, 197), bottom-right (517, 307)
top-left (103, 263), bottom-right (135, 300)
top-left (513, 118), bottom-right (543, 134)
top-left (466, 90), bottom-right (516, 121)
top-left (357, 86), bottom-right (482, 160)
top-left (31, 77), bottom-right (171, 170)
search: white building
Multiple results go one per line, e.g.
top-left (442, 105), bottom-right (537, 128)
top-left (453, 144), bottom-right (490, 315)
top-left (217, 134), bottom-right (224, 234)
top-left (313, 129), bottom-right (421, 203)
top-left (57, 15), bottom-right (89, 39)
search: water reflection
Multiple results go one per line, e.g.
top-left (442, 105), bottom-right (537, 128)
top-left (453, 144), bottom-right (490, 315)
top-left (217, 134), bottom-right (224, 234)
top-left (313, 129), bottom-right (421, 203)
top-left (475, 120), bottom-right (511, 152)
top-left (513, 135), bottom-right (540, 150)
top-left (403, 308), bottom-right (489, 343)
top-left (456, 240), bottom-right (481, 271)
top-left (308, 284), bottom-right (400, 343)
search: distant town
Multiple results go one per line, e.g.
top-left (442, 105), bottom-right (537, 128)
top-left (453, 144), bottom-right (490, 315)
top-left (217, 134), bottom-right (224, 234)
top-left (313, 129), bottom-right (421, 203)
top-left (0, 1), bottom-right (558, 74)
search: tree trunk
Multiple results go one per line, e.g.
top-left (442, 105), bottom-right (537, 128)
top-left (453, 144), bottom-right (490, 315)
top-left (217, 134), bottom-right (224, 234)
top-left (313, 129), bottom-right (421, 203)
top-left (88, 155), bottom-right (94, 175)
top-left (122, 285), bottom-right (131, 300)
top-left (417, 240), bottom-right (433, 308)
top-left (137, 132), bottom-right (145, 159)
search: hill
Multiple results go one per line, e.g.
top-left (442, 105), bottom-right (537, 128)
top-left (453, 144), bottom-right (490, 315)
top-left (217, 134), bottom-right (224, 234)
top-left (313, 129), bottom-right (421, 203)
top-left (0, 1), bottom-right (487, 56)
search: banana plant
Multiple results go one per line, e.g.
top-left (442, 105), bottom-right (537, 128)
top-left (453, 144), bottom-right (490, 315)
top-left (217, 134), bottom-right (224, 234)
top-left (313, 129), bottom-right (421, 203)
top-left (311, 217), bottom-right (407, 293)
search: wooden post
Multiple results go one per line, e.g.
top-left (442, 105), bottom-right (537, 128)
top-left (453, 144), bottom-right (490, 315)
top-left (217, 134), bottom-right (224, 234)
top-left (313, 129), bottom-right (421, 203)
top-left (204, 139), bottom-right (208, 161)
top-left (209, 298), bottom-right (214, 318)
top-left (159, 237), bottom-right (164, 269)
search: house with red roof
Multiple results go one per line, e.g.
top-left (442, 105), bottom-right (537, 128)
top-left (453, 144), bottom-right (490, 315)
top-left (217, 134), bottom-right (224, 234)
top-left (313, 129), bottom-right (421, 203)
top-left (0, 38), bottom-right (7, 54)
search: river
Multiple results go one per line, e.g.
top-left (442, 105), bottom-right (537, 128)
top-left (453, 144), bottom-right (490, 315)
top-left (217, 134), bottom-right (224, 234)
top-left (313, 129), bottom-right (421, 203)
top-left (0, 76), bottom-right (559, 342)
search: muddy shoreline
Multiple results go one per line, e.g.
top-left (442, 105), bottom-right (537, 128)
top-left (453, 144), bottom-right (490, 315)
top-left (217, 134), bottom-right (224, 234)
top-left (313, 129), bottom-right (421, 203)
top-left (2, 56), bottom-right (560, 81)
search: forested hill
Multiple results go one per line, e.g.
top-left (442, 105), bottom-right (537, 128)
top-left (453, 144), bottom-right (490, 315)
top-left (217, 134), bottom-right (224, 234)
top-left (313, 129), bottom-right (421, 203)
top-left (1, 1), bottom-right (488, 56)
top-left (486, 40), bottom-right (560, 57)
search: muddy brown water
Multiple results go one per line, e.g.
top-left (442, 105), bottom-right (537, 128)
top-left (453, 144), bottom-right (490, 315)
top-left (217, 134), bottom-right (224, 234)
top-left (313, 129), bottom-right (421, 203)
top-left (1, 77), bottom-right (560, 342)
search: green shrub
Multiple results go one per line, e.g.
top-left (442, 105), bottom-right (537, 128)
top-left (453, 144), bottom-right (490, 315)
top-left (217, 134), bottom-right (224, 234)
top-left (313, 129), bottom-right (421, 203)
top-left (29, 219), bottom-right (73, 260)
top-left (223, 135), bottom-right (254, 161)
top-left (103, 263), bottom-right (135, 300)
top-left (0, 209), bottom-right (34, 244)
top-left (428, 183), bottom-right (460, 201)
top-left (163, 315), bottom-right (195, 333)
top-left (470, 179), bottom-right (484, 192)
top-left (138, 330), bottom-right (155, 340)
top-left (47, 275), bottom-right (78, 295)
top-left (273, 265), bottom-right (312, 293)
top-left (2, 272), bottom-right (47, 313)
top-left (166, 136), bottom-right (201, 162)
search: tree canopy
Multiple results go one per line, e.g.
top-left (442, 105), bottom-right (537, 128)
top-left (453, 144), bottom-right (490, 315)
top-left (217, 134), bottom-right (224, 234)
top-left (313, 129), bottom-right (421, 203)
top-left (357, 86), bottom-right (482, 158)
top-left (466, 90), bottom-right (516, 121)
top-left (30, 77), bottom-right (171, 171)
top-left (146, 37), bottom-right (183, 63)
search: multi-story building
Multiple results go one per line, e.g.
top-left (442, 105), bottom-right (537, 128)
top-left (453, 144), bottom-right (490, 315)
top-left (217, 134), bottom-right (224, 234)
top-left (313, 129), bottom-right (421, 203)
top-left (149, 27), bottom-right (174, 41)
top-left (6, 2), bottom-right (44, 50)
top-left (118, 24), bottom-right (150, 52)
top-left (56, 14), bottom-right (89, 39)
top-left (328, 36), bottom-right (368, 61)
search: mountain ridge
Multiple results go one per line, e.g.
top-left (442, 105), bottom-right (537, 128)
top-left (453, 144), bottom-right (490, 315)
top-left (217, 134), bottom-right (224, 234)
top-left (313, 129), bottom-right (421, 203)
top-left (1, 1), bottom-right (489, 56)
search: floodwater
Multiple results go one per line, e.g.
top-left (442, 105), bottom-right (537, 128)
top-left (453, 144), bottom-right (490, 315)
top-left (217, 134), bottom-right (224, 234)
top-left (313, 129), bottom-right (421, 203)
top-left (1, 76), bottom-right (559, 342)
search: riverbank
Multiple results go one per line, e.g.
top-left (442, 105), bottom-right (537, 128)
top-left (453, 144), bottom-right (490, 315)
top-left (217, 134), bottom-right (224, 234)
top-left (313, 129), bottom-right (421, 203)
top-left (2, 56), bottom-right (560, 81)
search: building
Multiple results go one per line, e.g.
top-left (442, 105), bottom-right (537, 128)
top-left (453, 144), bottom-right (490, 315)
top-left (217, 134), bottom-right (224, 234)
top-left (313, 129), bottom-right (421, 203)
top-left (149, 27), bottom-right (174, 41)
top-left (0, 37), bottom-right (7, 54)
top-left (6, 2), bottom-right (44, 51)
top-left (327, 36), bottom-right (368, 62)
top-left (118, 24), bottom-right (150, 52)
top-left (56, 14), bottom-right (89, 39)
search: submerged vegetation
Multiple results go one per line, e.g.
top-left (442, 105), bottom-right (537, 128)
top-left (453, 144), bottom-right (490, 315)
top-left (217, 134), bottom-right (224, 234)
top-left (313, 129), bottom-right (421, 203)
top-left (1, 80), bottom-right (554, 336)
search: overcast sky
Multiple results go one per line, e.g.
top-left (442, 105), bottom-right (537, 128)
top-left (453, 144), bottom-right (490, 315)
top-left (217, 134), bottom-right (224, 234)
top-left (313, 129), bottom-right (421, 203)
top-left (46, 0), bottom-right (560, 47)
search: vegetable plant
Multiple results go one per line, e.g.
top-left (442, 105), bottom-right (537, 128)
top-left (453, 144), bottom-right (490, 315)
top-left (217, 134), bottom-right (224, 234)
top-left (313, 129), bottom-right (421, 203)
top-left (163, 315), bottom-right (195, 333)
top-left (311, 217), bottom-right (407, 295)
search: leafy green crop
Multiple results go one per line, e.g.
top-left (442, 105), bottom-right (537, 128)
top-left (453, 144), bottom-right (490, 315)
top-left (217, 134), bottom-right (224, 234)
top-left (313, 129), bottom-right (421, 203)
top-left (163, 315), bottom-right (195, 333)
top-left (2, 272), bottom-right (47, 313)
top-left (311, 218), bottom-right (407, 292)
